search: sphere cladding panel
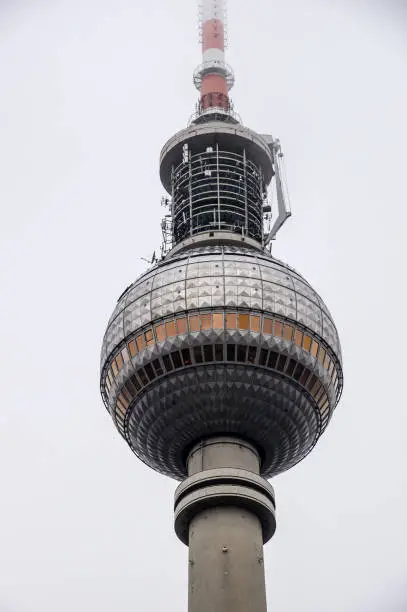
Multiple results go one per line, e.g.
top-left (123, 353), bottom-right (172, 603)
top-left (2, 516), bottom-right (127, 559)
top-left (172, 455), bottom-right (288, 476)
top-left (128, 365), bottom-right (319, 479)
top-left (100, 245), bottom-right (342, 479)
top-left (102, 246), bottom-right (341, 362)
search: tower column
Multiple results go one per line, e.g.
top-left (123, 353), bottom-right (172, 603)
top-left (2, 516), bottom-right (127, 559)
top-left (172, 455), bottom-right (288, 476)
top-left (174, 437), bottom-right (276, 612)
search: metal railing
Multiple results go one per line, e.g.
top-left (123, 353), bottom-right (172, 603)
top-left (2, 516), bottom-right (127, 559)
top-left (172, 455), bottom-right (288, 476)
top-left (171, 147), bottom-right (265, 245)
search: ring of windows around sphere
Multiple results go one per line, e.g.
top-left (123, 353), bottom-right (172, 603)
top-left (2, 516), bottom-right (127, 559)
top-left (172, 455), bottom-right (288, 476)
top-left (101, 310), bottom-right (342, 440)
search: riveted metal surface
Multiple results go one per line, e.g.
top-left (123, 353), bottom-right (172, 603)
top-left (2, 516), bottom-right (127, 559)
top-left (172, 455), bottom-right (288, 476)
top-left (100, 244), bottom-right (343, 480)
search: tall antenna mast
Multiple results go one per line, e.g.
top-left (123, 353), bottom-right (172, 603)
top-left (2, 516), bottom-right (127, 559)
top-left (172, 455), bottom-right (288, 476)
top-left (194, 0), bottom-right (235, 116)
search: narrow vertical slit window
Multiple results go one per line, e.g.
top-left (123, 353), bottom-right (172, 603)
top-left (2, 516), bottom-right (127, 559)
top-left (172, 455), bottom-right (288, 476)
top-left (318, 347), bottom-right (326, 365)
top-left (145, 329), bottom-right (154, 347)
top-left (310, 340), bottom-right (319, 358)
top-left (248, 346), bottom-right (257, 364)
top-left (138, 369), bottom-right (148, 386)
top-left (152, 359), bottom-right (163, 376)
top-left (194, 346), bottom-right (203, 363)
top-left (171, 351), bottom-right (183, 369)
top-left (130, 375), bottom-right (141, 392)
top-left (204, 345), bottom-right (214, 362)
top-left (176, 317), bottom-right (188, 334)
top-left (294, 330), bottom-right (303, 348)
top-left (189, 315), bottom-right (200, 332)
top-left (283, 324), bottom-right (294, 341)
top-left (213, 313), bottom-right (224, 329)
top-left (215, 344), bottom-right (223, 361)
top-left (250, 315), bottom-right (260, 333)
top-left (259, 348), bottom-right (268, 366)
top-left (115, 353), bottom-right (124, 370)
top-left (227, 344), bottom-right (236, 361)
top-left (128, 340), bottom-right (137, 357)
top-left (182, 348), bottom-right (192, 366)
top-left (274, 321), bottom-right (283, 337)
top-left (276, 355), bottom-right (288, 372)
top-left (286, 359), bottom-right (296, 377)
top-left (136, 335), bottom-right (145, 352)
top-left (263, 318), bottom-right (273, 335)
top-left (154, 324), bottom-right (165, 342)
top-left (144, 363), bottom-right (155, 381)
top-left (238, 314), bottom-right (250, 330)
top-left (267, 351), bottom-right (279, 369)
top-left (162, 355), bottom-right (174, 372)
top-left (237, 345), bottom-right (247, 362)
top-left (165, 321), bottom-right (176, 337)
top-left (226, 313), bottom-right (237, 329)
top-left (201, 314), bottom-right (212, 330)
top-left (303, 335), bottom-right (312, 352)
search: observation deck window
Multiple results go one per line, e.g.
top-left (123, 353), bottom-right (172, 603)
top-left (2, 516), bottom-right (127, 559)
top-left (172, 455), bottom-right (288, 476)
top-left (104, 309), bottom-right (342, 436)
top-left (170, 148), bottom-right (265, 245)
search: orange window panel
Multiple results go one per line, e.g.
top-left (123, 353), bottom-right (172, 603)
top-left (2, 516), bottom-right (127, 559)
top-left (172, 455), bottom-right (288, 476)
top-left (324, 354), bottom-right (331, 370)
top-left (145, 329), bottom-right (154, 346)
top-left (107, 369), bottom-right (114, 384)
top-left (189, 315), bottom-right (200, 332)
top-left (176, 317), bottom-right (187, 334)
top-left (226, 313), bottom-right (237, 330)
top-left (154, 324), bottom-right (165, 343)
top-left (283, 324), bottom-right (294, 341)
top-left (213, 313), bottom-right (224, 329)
top-left (303, 335), bottom-right (312, 351)
top-left (128, 340), bottom-right (137, 357)
top-left (311, 380), bottom-right (321, 397)
top-left (274, 321), bottom-right (283, 337)
top-left (329, 360), bottom-right (335, 376)
top-left (320, 400), bottom-right (329, 417)
top-left (315, 386), bottom-right (325, 403)
top-left (250, 315), bottom-right (260, 333)
top-left (238, 314), bottom-right (250, 330)
top-left (201, 314), bottom-right (212, 330)
top-left (121, 388), bottom-right (132, 403)
top-left (294, 330), bottom-right (303, 348)
top-left (115, 353), bottom-right (124, 371)
top-left (165, 321), bottom-right (176, 337)
top-left (112, 360), bottom-right (119, 377)
top-left (116, 401), bottom-right (126, 416)
top-left (118, 393), bottom-right (129, 409)
top-left (263, 318), bottom-right (273, 335)
top-left (136, 335), bottom-right (145, 352)
top-left (318, 393), bottom-right (328, 408)
top-left (121, 348), bottom-right (130, 363)
top-left (311, 340), bottom-right (319, 358)
top-left (318, 347), bottom-right (326, 364)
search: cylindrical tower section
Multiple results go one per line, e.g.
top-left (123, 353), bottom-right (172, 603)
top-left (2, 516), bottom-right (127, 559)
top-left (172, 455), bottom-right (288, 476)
top-left (174, 438), bottom-right (276, 612)
top-left (195, 0), bottom-right (234, 115)
top-left (160, 122), bottom-right (274, 248)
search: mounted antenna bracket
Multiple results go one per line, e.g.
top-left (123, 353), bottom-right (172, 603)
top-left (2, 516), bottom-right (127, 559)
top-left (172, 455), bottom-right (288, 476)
top-left (262, 135), bottom-right (292, 246)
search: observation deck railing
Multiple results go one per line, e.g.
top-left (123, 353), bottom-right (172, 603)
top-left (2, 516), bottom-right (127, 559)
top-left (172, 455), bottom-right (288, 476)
top-left (171, 148), bottom-right (265, 245)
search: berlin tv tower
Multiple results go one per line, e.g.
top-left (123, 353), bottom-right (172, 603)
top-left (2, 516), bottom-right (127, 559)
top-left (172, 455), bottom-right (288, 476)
top-left (100, 2), bottom-right (343, 610)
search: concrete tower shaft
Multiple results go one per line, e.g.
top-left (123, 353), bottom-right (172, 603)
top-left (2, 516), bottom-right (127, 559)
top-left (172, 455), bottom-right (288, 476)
top-left (175, 438), bottom-right (275, 612)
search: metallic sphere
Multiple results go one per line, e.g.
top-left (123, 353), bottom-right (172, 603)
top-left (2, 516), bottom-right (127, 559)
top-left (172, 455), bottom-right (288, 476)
top-left (100, 243), bottom-right (342, 480)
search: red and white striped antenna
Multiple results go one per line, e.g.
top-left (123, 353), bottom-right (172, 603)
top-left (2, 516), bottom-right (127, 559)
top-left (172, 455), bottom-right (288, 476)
top-left (194, 0), bottom-right (235, 115)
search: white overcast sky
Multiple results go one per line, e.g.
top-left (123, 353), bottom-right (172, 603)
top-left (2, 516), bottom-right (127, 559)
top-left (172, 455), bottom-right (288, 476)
top-left (0, 1), bottom-right (406, 611)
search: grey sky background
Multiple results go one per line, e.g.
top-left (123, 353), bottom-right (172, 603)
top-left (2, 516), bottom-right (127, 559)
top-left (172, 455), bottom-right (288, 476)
top-left (0, 1), bottom-right (406, 611)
